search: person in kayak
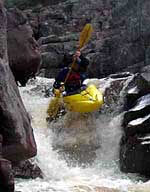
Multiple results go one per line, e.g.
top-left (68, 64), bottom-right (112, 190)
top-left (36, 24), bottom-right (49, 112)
top-left (53, 50), bottom-right (89, 94)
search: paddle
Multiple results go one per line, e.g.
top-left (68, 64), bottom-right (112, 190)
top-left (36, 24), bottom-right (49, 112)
top-left (47, 24), bottom-right (93, 119)
top-left (64, 23), bottom-right (93, 83)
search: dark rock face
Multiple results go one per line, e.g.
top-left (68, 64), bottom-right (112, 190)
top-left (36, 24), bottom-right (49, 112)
top-left (120, 74), bottom-right (150, 176)
top-left (5, 0), bottom-right (66, 9)
top-left (123, 73), bottom-right (150, 110)
top-left (0, 3), bottom-right (15, 191)
top-left (123, 94), bottom-right (150, 128)
top-left (7, 8), bottom-right (41, 86)
top-left (13, 160), bottom-right (43, 179)
top-left (0, 158), bottom-right (14, 192)
top-left (103, 72), bottom-right (133, 114)
top-left (93, 0), bottom-right (150, 77)
top-left (0, 1), bottom-right (37, 163)
top-left (0, 134), bottom-right (14, 191)
top-left (120, 134), bottom-right (150, 175)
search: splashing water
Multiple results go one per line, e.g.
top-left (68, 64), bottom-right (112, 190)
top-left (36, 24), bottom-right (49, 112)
top-left (15, 78), bottom-right (149, 192)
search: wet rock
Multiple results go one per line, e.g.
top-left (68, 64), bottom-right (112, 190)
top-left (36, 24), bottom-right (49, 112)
top-left (0, 3), bottom-right (15, 190)
top-left (109, 72), bottom-right (132, 79)
top-left (0, 134), bottom-right (14, 192)
top-left (39, 34), bottom-right (77, 78)
top-left (123, 94), bottom-right (150, 128)
top-left (123, 73), bottom-right (150, 110)
top-left (120, 75), bottom-right (150, 175)
top-left (120, 134), bottom-right (150, 175)
top-left (13, 160), bottom-right (43, 179)
top-left (0, 1), bottom-right (37, 163)
top-left (7, 8), bottom-right (41, 86)
top-left (0, 158), bottom-right (14, 192)
top-left (102, 73), bottom-right (133, 114)
top-left (41, 51), bottom-right (63, 78)
top-left (141, 65), bottom-right (150, 83)
top-left (125, 114), bottom-right (150, 137)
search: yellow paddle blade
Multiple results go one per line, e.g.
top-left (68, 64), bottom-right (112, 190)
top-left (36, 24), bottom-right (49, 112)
top-left (79, 23), bottom-right (93, 49)
top-left (47, 97), bottom-right (62, 118)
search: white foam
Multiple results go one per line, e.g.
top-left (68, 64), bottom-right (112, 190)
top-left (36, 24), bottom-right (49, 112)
top-left (16, 77), bottom-right (145, 192)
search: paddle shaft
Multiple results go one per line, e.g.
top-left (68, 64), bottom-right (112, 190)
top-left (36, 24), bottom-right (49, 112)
top-left (63, 24), bottom-right (93, 88)
top-left (64, 49), bottom-right (80, 84)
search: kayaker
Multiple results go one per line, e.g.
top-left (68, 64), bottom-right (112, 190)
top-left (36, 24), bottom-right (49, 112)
top-left (53, 50), bottom-right (89, 94)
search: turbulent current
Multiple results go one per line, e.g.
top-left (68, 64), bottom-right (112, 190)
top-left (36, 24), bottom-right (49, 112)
top-left (16, 78), bottom-right (150, 192)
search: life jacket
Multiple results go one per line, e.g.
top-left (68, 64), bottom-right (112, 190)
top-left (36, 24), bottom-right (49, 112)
top-left (65, 71), bottom-right (81, 87)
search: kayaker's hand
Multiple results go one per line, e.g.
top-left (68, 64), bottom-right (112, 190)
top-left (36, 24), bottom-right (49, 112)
top-left (73, 50), bottom-right (81, 60)
top-left (59, 82), bottom-right (65, 92)
top-left (59, 86), bottom-right (65, 93)
top-left (53, 88), bottom-right (60, 96)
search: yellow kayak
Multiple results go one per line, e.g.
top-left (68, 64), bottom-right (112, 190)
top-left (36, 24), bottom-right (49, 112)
top-left (63, 84), bottom-right (103, 113)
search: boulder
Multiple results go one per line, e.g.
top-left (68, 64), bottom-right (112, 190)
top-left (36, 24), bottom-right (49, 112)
top-left (39, 34), bottom-right (78, 77)
top-left (120, 134), bottom-right (150, 176)
top-left (0, 158), bottom-right (14, 192)
top-left (0, 134), bottom-right (14, 192)
top-left (7, 8), bottom-right (41, 86)
top-left (102, 72), bottom-right (133, 114)
top-left (0, 1), bottom-right (37, 163)
top-left (13, 160), bottom-right (43, 179)
top-left (123, 73), bottom-right (150, 110)
top-left (120, 74), bottom-right (150, 175)
top-left (125, 114), bottom-right (150, 137)
top-left (123, 94), bottom-right (150, 127)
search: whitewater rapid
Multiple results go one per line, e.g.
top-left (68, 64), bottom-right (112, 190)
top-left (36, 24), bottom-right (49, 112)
top-left (15, 78), bottom-right (150, 192)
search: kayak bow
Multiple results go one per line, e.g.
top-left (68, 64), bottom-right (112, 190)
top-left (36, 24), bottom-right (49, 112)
top-left (63, 84), bottom-right (103, 113)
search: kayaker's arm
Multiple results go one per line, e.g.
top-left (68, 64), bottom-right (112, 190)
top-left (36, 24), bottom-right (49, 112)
top-left (53, 53), bottom-right (89, 95)
top-left (77, 54), bottom-right (89, 83)
top-left (53, 68), bottom-right (69, 89)
top-left (78, 54), bottom-right (89, 72)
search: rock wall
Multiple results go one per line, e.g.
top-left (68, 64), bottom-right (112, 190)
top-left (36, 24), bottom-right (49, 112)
top-left (0, 0), bottom-right (37, 165)
top-left (20, 0), bottom-right (150, 78)
top-left (7, 8), bottom-right (41, 86)
top-left (120, 72), bottom-right (150, 176)
top-left (0, 135), bottom-right (14, 192)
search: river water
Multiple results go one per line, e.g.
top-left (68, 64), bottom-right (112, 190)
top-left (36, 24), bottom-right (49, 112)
top-left (15, 78), bottom-right (150, 192)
